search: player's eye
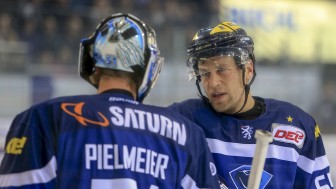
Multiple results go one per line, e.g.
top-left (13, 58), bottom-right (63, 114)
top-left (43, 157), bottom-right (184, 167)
top-left (216, 67), bottom-right (225, 72)
top-left (216, 66), bottom-right (234, 75)
top-left (198, 70), bottom-right (210, 78)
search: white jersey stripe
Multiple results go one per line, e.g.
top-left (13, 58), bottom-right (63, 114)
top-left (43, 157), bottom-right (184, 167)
top-left (206, 138), bottom-right (255, 157)
top-left (181, 174), bottom-right (201, 189)
top-left (0, 156), bottom-right (57, 187)
top-left (297, 155), bottom-right (315, 173)
top-left (314, 155), bottom-right (330, 171)
top-left (206, 138), bottom-right (329, 174)
top-left (267, 144), bottom-right (299, 161)
top-left (298, 155), bottom-right (330, 173)
top-left (206, 139), bottom-right (300, 161)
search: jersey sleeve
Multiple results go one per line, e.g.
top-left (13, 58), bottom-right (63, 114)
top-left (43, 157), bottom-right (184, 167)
top-left (0, 107), bottom-right (57, 189)
top-left (182, 123), bottom-right (220, 189)
top-left (294, 123), bottom-right (334, 189)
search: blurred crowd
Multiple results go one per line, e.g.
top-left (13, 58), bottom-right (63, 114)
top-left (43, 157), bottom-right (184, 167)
top-left (0, 0), bottom-right (219, 74)
top-left (311, 65), bottom-right (336, 133)
top-left (1, 0), bottom-right (335, 133)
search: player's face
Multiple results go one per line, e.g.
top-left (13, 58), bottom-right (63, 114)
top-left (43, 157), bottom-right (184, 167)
top-left (199, 56), bottom-right (246, 114)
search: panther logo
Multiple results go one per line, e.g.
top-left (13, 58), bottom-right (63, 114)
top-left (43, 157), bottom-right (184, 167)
top-left (229, 165), bottom-right (272, 189)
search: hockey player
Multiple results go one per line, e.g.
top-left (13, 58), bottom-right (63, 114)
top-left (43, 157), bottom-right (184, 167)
top-left (0, 13), bottom-right (220, 189)
top-left (168, 21), bottom-right (334, 188)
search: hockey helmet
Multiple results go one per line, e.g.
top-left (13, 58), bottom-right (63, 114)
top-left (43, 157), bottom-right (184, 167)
top-left (79, 13), bottom-right (163, 102)
top-left (187, 22), bottom-right (255, 82)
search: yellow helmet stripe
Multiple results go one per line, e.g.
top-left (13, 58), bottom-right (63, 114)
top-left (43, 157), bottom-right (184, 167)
top-left (210, 22), bottom-right (241, 35)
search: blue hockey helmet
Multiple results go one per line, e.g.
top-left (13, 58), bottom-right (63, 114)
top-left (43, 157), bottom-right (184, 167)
top-left (187, 21), bottom-right (256, 82)
top-left (79, 13), bottom-right (163, 102)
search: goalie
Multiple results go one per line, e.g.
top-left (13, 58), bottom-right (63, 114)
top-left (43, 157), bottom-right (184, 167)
top-left (0, 13), bottom-right (220, 189)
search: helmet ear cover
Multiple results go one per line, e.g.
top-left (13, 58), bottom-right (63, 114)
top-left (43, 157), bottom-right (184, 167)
top-left (79, 36), bottom-right (97, 87)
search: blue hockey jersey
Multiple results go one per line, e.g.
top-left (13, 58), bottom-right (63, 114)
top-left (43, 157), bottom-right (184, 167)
top-left (0, 91), bottom-right (219, 189)
top-left (168, 97), bottom-right (334, 189)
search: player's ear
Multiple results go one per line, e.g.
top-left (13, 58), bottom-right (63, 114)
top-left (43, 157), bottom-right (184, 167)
top-left (245, 60), bottom-right (254, 85)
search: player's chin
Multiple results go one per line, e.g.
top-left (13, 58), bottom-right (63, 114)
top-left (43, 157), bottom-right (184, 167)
top-left (210, 101), bottom-right (229, 113)
top-left (209, 98), bottom-right (236, 114)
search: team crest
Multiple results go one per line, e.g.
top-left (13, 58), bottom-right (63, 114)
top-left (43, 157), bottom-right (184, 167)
top-left (229, 165), bottom-right (272, 189)
top-left (241, 126), bottom-right (253, 139)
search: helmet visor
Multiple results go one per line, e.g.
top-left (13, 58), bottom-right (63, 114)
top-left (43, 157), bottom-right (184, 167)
top-left (187, 47), bottom-right (249, 81)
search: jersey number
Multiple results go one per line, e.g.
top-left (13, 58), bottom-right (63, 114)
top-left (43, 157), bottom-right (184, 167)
top-left (315, 173), bottom-right (333, 189)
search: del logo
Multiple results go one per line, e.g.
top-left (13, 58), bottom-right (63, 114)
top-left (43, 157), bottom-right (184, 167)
top-left (271, 123), bottom-right (305, 148)
top-left (229, 165), bottom-right (272, 189)
top-left (61, 102), bottom-right (109, 127)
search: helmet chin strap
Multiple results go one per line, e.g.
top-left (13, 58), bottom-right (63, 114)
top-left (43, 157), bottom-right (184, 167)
top-left (233, 68), bottom-right (251, 114)
top-left (235, 62), bottom-right (257, 114)
top-left (196, 78), bottom-right (210, 104)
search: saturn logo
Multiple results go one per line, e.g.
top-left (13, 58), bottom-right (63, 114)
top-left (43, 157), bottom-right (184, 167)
top-left (61, 102), bottom-right (109, 127)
